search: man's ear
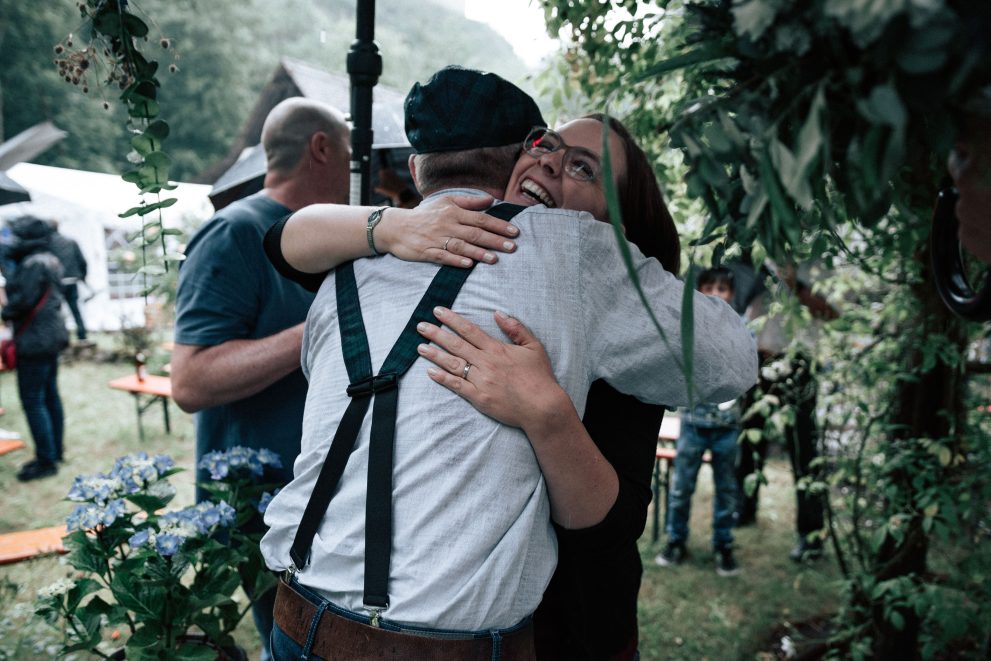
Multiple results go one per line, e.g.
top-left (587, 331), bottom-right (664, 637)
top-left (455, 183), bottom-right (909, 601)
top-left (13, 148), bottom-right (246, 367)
top-left (309, 131), bottom-right (331, 164)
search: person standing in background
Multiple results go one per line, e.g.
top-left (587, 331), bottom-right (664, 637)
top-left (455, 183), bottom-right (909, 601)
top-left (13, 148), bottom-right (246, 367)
top-left (738, 262), bottom-right (838, 562)
top-left (2, 217), bottom-right (68, 482)
top-left (48, 222), bottom-right (88, 342)
top-left (170, 97), bottom-right (352, 661)
top-left (657, 267), bottom-right (744, 576)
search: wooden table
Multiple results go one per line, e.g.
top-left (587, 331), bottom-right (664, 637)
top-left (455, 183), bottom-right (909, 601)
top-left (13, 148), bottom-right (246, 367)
top-left (108, 374), bottom-right (172, 442)
top-left (651, 415), bottom-right (681, 544)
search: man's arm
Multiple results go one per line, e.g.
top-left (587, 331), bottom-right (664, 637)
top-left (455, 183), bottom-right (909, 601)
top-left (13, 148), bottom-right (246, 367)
top-left (580, 220), bottom-right (758, 406)
top-left (170, 323), bottom-right (305, 412)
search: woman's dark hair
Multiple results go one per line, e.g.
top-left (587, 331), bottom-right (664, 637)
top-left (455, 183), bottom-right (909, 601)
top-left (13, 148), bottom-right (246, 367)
top-left (582, 113), bottom-right (681, 273)
top-left (697, 266), bottom-right (735, 292)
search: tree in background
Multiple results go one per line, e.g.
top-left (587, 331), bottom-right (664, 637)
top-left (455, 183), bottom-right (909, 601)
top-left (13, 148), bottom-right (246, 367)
top-left (0, 0), bottom-right (526, 181)
top-left (536, 0), bottom-right (991, 657)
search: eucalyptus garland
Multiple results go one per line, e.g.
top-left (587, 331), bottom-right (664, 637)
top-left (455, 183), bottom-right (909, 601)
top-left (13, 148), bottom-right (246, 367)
top-left (54, 0), bottom-right (183, 290)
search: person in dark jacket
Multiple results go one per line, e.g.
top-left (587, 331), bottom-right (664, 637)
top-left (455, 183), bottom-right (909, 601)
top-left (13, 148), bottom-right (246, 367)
top-left (49, 223), bottom-right (88, 341)
top-left (2, 217), bottom-right (69, 481)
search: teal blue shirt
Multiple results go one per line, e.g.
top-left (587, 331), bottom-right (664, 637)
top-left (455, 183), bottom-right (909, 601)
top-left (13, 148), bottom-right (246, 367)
top-left (175, 193), bottom-right (314, 489)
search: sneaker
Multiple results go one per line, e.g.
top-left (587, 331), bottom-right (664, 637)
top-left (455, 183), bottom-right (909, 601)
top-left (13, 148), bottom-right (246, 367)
top-left (789, 537), bottom-right (824, 562)
top-left (16, 461), bottom-right (57, 482)
top-left (715, 546), bottom-right (741, 576)
top-left (655, 541), bottom-right (686, 567)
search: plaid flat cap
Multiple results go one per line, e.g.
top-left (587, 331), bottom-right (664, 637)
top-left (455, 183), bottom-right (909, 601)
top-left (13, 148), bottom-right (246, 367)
top-left (405, 66), bottom-right (546, 153)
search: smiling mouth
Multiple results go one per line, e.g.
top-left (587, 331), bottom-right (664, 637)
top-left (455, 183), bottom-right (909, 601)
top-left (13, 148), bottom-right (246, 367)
top-left (520, 179), bottom-right (556, 208)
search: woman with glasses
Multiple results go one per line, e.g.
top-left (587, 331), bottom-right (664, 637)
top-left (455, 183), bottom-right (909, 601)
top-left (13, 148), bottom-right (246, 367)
top-left (267, 114), bottom-right (681, 660)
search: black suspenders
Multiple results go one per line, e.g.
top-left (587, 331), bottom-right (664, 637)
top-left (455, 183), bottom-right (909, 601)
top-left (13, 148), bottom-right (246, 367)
top-left (288, 203), bottom-right (525, 618)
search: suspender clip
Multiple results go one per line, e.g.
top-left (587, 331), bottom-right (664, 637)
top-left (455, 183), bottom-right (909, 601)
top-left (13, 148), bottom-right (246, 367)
top-left (346, 373), bottom-right (398, 397)
top-left (361, 605), bottom-right (387, 628)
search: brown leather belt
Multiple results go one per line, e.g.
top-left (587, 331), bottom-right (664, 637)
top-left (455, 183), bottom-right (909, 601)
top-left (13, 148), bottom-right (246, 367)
top-left (274, 579), bottom-right (536, 661)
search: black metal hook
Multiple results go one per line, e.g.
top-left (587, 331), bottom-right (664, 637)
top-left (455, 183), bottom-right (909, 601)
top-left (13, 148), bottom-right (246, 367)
top-left (930, 186), bottom-right (991, 321)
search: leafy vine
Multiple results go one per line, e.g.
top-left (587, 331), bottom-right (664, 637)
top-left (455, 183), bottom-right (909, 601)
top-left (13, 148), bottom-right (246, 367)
top-left (54, 0), bottom-right (182, 292)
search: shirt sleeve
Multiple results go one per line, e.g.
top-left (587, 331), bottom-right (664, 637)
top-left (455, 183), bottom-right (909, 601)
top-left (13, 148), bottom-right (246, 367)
top-left (174, 217), bottom-right (265, 347)
top-left (263, 213), bottom-right (330, 293)
top-left (579, 222), bottom-right (757, 407)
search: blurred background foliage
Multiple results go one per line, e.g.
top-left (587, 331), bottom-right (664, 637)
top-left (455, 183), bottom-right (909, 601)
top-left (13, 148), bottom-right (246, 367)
top-left (529, 0), bottom-right (991, 657)
top-left (0, 0), bottom-right (527, 181)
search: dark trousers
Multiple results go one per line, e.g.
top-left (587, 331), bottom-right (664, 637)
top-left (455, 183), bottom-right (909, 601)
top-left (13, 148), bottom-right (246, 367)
top-left (63, 284), bottom-right (86, 340)
top-left (16, 356), bottom-right (64, 466)
top-left (737, 353), bottom-right (824, 536)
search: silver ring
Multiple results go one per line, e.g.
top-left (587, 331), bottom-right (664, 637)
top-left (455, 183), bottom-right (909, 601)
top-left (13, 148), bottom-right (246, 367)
top-left (443, 237), bottom-right (453, 252)
top-left (462, 362), bottom-right (472, 380)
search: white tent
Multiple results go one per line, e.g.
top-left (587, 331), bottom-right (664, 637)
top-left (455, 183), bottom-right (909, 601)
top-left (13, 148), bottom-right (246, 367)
top-left (0, 163), bottom-right (212, 331)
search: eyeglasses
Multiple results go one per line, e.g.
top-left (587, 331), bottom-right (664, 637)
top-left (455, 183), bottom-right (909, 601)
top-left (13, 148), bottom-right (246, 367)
top-left (523, 127), bottom-right (602, 183)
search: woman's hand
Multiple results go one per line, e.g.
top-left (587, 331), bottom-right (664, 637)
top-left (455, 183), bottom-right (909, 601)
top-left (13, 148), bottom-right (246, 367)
top-left (416, 307), bottom-right (574, 432)
top-left (375, 196), bottom-right (520, 268)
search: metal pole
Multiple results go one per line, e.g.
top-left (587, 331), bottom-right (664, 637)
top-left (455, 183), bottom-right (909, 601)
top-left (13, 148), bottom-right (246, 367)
top-left (347, 0), bottom-right (382, 206)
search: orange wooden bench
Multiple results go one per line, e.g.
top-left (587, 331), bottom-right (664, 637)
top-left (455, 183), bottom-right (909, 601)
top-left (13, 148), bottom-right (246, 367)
top-left (0, 526), bottom-right (67, 564)
top-left (0, 439), bottom-right (25, 456)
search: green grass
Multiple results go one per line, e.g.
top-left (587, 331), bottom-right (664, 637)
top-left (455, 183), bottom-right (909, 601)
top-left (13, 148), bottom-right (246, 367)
top-left (637, 459), bottom-right (842, 660)
top-left (0, 338), bottom-right (844, 660)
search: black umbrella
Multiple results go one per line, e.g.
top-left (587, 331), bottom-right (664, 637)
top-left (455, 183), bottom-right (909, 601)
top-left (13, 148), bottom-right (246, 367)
top-left (0, 171), bottom-right (30, 206)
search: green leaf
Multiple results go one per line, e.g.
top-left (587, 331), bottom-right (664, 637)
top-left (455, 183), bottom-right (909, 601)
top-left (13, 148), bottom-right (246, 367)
top-left (731, 0), bottom-right (779, 41)
top-left (680, 262), bottom-right (696, 408)
top-left (174, 643), bottom-right (218, 660)
top-left (856, 84), bottom-right (907, 129)
top-left (128, 97), bottom-right (161, 120)
top-left (92, 9), bottom-right (122, 36)
top-left (889, 610), bottom-right (905, 631)
top-left (121, 13), bottom-right (149, 38)
top-left (636, 44), bottom-right (727, 81)
top-left (145, 120), bottom-right (170, 141)
top-left (65, 578), bottom-right (102, 611)
top-left (127, 490), bottom-right (175, 513)
top-left (127, 623), bottom-right (164, 650)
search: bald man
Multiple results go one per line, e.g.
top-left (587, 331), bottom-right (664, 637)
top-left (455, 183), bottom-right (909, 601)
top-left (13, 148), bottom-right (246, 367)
top-left (171, 97), bottom-right (350, 659)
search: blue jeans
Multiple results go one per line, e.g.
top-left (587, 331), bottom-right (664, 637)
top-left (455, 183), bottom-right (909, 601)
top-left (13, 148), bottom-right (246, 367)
top-left (271, 578), bottom-right (530, 661)
top-left (16, 356), bottom-right (63, 465)
top-left (666, 424), bottom-right (739, 548)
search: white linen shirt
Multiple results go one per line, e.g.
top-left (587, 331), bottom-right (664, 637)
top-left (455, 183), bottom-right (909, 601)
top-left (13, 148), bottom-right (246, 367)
top-left (262, 191), bottom-right (757, 630)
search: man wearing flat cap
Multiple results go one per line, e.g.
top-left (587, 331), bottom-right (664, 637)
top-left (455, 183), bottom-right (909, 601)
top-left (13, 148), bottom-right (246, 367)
top-left (261, 66), bottom-right (756, 659)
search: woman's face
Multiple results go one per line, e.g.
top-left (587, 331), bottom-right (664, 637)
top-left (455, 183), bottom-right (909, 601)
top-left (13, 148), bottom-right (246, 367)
top-left (503, 118), bottom-right (627, 220)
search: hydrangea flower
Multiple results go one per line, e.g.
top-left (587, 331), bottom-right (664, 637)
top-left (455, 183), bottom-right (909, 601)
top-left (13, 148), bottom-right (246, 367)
top-left (67, 474), bottom-right (124, 504)
top-left (154, 533), bottom-right (183, 557)
top-left (112, 452), bottom-right (175, 492)
top-left (257, 490), bottom-right (278, 515)
top-left (37, 578), bottom-right (76, 599)
top-left (66, 499), bottom-right (128, 532)
top-left (159, 501), bottom-right (236, 538)
top-left (128, 529), bottom-right (151, 549)
top-left (67, 453), bottom-right (176, 505)
top-left (199, 446), bottom-right (282, 481)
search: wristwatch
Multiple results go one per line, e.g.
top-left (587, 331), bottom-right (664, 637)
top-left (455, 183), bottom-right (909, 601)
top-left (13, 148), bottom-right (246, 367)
top-left (366, 207), bottom-right (387, 256)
